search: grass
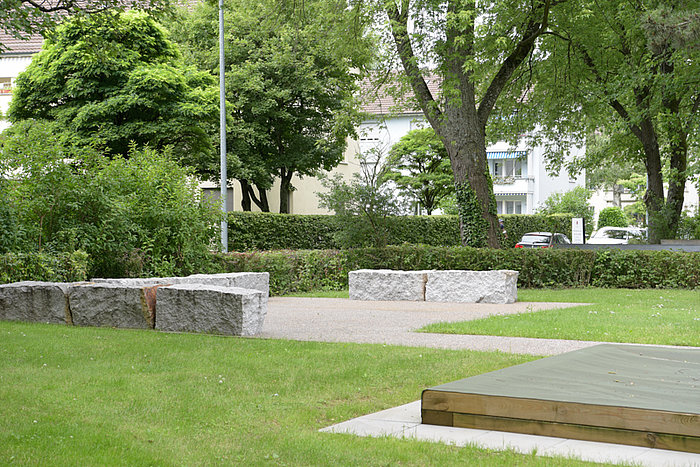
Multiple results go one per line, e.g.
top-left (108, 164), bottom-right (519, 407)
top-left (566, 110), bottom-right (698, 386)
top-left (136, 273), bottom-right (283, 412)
top-left (0, 321), bottom-right (608, 466)
top-left (420, 288), bottom-right (699, 346)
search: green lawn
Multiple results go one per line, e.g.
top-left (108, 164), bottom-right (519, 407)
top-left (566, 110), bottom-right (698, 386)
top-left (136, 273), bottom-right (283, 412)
top-left (420, 288), bottom-right (699, 346)
top-left (0, 321), bottom-right (607, 466)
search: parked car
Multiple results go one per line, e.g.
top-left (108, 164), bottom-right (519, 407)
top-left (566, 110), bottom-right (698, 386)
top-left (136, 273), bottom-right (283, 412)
top-left (515, 232), bottom-right (571, 248)
top-left (587, 227), bottom-right (647, 244)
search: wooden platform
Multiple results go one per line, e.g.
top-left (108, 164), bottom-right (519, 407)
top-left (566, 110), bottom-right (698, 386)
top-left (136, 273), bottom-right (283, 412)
top-left (422, 344), bottom-right (700, 453)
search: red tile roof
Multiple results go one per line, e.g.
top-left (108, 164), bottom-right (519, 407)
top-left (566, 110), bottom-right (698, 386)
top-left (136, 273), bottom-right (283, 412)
top-left (360, 74), bottom-right (441, 116)
top-left (0, 33), bottom-right (44, 55)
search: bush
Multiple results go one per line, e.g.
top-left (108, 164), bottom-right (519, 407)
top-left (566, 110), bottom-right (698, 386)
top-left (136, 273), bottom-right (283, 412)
top-left (1, 122), bottom-right (221, 278)
top-left (597, 207), bottom-right (629, 229)
top-left (212, 245), bottom-right (698, 295)
top-left (0, 250), bottom-right (89, 284)
top-left (227, 212), bottom-right (573, 251)
top-left (537, 186), bottom-right (594, 234)
top-left (227, 212), bottom-right (338, 251)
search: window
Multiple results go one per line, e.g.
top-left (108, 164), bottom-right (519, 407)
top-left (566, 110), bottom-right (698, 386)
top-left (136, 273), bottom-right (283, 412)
top-left (496, 200), bottom-right (523, 214)
top-left (493, 161), bottom-right (503, 177)
top-left (491, 159), bottom-right (524, 177)
top-left (0, 78), bottom-right (11, 94)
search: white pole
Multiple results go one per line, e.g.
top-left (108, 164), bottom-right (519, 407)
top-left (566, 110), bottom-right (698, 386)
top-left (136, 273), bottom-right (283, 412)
top-left (219, 0), bottom-right (228, 253)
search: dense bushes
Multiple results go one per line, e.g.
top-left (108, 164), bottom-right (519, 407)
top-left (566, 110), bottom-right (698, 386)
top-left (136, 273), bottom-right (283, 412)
top-left (227, 212), bottom-right (573, 250)
top-left (212, 245), bottom-right (699, 295)
top-left (597, 207), bottom-right (628, 229)
top-left (1, 122), bottom-right (221, 278)
top-left (0, 251), bottom-right (89, 284)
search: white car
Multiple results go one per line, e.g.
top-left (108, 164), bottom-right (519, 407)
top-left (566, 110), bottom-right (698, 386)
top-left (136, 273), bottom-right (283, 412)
top-left (587, 227), bottom-right (647, 244)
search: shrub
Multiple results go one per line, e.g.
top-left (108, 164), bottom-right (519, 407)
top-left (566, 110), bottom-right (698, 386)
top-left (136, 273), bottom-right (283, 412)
top-left (227, 212), bottom-right (573, 251)
top-left (537, 186), bottom-right (594, 234)
top-left (0, 250), bottom-right (89, 284)
top-left (1, 122), bottom-right (221, 278)
top-left (212, 245), bottom-right (698, 295)
top-left (597, 207), bottom-right (629, 229)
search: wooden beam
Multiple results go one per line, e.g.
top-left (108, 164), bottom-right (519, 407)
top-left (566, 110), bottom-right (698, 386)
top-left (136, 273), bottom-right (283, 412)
top-left (422, 390), bottom-right (700, 438)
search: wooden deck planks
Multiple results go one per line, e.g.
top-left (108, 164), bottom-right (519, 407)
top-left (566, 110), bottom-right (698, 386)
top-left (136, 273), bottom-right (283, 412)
top-left (421, 344), bottom-right (700, 453)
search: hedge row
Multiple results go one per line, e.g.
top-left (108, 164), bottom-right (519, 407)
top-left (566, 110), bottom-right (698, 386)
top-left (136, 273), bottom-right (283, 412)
top-left (0, 251), bottom-right (90, 284)
top-left (211, 245), bottom-right (699, 295)
top-left (227, 212), bottom-right (575, 250)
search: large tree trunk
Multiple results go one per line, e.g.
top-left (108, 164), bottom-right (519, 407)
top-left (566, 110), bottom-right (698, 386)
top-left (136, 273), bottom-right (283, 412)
top-left (239, 179), bottom-right (252, 211)
top-left (385, 0), bottom-right (551, 248)
top-left (251, 184), bottom-right (270, 212)
top-left (279, 168), bottom-right (294, 214)
top-left (239, 179), bottom-right (270, 212)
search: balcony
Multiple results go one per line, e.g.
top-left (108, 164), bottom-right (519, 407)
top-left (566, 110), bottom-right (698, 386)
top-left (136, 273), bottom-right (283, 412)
top-left (492, 176), bottom-right (533, 194)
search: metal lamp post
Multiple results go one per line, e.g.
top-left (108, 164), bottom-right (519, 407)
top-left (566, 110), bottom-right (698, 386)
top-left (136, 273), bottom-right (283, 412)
top-left (219, 0), bottom-right (228, 252)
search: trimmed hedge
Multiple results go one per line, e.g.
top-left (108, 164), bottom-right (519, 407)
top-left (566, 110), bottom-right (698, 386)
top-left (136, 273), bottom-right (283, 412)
top-left (0, 251), bottom-right (90, 284)
top-left (227, 212), bottom-right (575, 250)
top-left (211, 245), bottom-right (699, 295)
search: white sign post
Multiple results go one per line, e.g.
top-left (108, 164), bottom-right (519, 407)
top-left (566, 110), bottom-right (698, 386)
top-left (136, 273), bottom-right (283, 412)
top-left (572, 218), bottom-right (585, 244)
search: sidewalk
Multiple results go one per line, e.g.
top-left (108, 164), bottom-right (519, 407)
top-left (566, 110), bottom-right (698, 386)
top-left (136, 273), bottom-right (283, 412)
top-left (261, 297), bottom-right (603, 355)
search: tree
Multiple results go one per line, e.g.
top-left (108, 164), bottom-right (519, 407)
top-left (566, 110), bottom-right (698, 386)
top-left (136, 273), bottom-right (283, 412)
top-left (8, 11), bottom-right (218, 169)
top-left (537, 187), bottom-right (594, 234)
top-left (384, 128), bottom-right (454, 215)
top-left (526, 0), bottom-right (700, 242)
top-left (597, 207), bottom-right (629, 229)
top-left (317, 149), bottom-right (405, 248)
top-left (363, 0), bottom-right (561, 247)
top-left (174, 0), bottom-right (367, 213)
top-left (0, 0), bottom-right (171, 51)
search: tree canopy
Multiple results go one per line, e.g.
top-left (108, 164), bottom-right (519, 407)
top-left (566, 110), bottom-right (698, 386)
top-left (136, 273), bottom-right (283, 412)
top-left (174, 0), bottom-right (369, 213)
top-left (385, 127), bottom-right (454, 215)
top-left (355, 0), bottom-right (563, 247)
top-left (7, 11), bottom-right (218, 168)
top-left (0, 0), bottom-right (171, 51)
top-left (524, 0), bottom-right (700, 242)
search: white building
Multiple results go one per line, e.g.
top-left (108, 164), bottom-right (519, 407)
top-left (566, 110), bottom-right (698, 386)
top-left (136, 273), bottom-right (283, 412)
top-left (352, 82), bottom-right (586, 215)
top-left (0, 34), bottom-right (41, 131)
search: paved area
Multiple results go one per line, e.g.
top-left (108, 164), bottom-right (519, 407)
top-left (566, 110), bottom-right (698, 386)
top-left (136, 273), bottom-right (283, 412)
top-left (321, 401), bottom-right (700, 467)
top-left (261, 297), bottom-right (699, 466)
top-left (263, 297), bottom-right (604, 355)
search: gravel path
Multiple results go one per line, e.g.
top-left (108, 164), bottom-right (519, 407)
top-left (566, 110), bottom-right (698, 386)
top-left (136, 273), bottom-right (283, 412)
top-left (260, 297), bottom-right (606, 355)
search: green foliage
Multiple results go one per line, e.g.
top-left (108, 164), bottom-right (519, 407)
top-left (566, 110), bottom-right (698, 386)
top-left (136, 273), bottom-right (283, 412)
top-left (455, 182), bottom-right (489, 248)
top-left (317, 155), bottom-right (405, 247)
top-left (526, 0), bottom-right (700, 243)
top-left (227, 212), bottom-right (340, 251)
top-left (174, 0), bottom-right (366, 211)
top-left (0, 250), bottom-right (89, 284)
top-left (8, 11), bottom-right (217, 168)
top-left (597, 207), bottom-right (629, 229)
top-left (537, 187), bottom-right (594, 234)
top-left (226, 212), bottom-right (572, 251)
top-left (1, 122), bottom-right (221, 278)
top-left (384, 128), bottom-right (454, 215)
top-left (0, 0), bottom-right (171, 52)
top-left (592, 249), bottom-right (700, 288)
top-left (214, 245), bottom-right (699, 295)
top-left (678, 210), bottom-right (700, 240)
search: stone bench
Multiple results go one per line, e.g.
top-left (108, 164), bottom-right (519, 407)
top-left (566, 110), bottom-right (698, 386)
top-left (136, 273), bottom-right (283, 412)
top-left (155, 284), bottom-right (265, 336)
top-left (0, 272), bottom-right (270, 336)
top-left (349, 269), bottom-right (518, 304)
top-left (349, 270), bottom-right (429, 301)
top-left (0, 281), bottom-right (73, 325)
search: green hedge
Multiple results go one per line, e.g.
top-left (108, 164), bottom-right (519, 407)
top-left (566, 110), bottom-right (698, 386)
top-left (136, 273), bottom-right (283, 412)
top-left (211, 245), bottom-right (698, 295)
top-left (227, 212), bottom-right (575, 250)
top-left (0, 251), bottom-right (90, 284)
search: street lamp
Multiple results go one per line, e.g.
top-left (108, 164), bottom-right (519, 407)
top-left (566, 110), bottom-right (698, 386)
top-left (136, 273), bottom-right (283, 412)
top-left (219, 0), bottom-right (228, 253)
